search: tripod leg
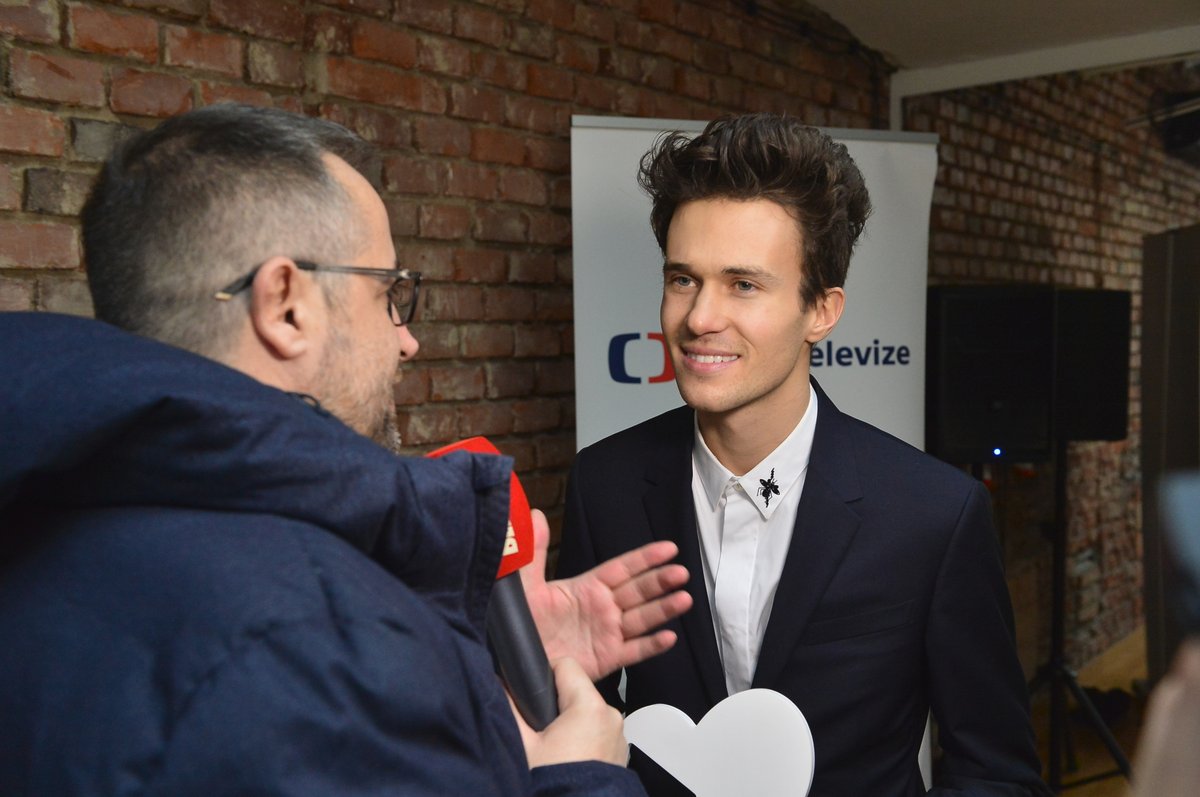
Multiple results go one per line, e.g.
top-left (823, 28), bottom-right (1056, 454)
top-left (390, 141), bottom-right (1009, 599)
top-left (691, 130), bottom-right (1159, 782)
top-left (1063, 670), bottom-right (1133, 779)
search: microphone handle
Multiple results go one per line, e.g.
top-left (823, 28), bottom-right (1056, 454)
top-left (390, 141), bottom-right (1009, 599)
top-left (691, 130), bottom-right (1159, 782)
top-left (487, 572), bottom-right (558, 731)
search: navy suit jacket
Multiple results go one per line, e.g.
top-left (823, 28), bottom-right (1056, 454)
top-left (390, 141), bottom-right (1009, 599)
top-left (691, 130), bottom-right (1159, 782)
top-left (558, 380), bottom-right (1048, 797)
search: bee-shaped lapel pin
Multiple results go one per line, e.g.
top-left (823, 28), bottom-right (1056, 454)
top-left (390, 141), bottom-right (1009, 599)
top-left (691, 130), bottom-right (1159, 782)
top-left (757, 468), bottom-right (780, 508)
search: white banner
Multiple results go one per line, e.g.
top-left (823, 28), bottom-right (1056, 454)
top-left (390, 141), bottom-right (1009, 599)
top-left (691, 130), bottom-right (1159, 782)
top-left (570, 116), bottom-right (938, 451)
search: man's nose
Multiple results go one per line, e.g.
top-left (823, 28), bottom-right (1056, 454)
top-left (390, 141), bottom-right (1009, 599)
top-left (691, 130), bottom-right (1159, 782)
top-left (684, 287), bottom-right (728, 336)
top-left (397, 324), bottom-right (420, 362)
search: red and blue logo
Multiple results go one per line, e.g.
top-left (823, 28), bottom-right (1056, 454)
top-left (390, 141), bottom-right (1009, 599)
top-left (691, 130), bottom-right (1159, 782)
top-left (608, 332), bottom-right (676, 384)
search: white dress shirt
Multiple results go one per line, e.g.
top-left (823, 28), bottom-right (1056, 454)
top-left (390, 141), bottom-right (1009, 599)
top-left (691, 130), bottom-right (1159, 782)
top-left (691, 384), bottom-right (819, 695)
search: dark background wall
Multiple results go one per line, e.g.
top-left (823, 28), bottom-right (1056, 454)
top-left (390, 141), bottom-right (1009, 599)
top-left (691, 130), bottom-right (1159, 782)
top-left (3, 0), bottom-right (1199, 673)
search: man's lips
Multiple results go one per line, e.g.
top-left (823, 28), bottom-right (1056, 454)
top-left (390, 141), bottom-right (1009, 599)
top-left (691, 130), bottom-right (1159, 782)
top-left (686, 352), bottom-right (738, 364)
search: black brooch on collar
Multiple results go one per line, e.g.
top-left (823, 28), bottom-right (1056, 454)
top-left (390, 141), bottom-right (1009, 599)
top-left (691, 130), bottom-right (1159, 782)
top-left (758, 468), bottom-right (780, 508)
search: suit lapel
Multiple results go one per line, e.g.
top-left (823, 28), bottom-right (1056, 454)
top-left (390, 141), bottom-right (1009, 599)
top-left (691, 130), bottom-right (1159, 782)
top-left (752, 380), bottom-right (863, 689)
top-left (641, 411), bottom-right (728, 706)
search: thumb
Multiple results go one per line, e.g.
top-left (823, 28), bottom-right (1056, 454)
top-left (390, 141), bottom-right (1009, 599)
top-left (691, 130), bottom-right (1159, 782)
top-left (549, 657), bottom-right (593, 712)
top-left (520, 508), bottom-right (551, 590)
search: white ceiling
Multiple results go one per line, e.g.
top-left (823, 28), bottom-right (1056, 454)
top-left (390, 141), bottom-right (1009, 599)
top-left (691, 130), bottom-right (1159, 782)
top-left (801, 0), bottom-right (1200, 128)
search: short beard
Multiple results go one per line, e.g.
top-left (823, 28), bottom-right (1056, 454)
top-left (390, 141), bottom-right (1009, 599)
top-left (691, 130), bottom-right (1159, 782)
top-left (369, 404), bottom-right (403, 453)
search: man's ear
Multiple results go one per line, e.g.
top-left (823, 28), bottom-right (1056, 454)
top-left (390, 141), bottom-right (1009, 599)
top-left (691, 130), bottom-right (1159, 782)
top-left (247, 257), bottom-right (320, 360)
top-left (805, 287), bottom-right (845, 343)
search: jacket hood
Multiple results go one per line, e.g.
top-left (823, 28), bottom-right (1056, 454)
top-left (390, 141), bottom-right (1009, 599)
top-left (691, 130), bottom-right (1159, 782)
top-left (0, 312), bottom-right (509, 629)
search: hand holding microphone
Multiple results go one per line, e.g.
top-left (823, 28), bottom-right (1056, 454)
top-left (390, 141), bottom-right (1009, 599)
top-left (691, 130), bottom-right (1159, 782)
top-left (426, 437), bottom-right (557, 731)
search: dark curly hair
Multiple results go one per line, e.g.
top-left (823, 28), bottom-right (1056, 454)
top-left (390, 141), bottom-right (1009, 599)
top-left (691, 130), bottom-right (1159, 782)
top-left (638, 113), bottom-right (871, 308)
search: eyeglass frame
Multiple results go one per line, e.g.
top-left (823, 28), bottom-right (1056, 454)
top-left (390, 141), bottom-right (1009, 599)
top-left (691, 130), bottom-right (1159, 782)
top-left (214, 259), bottom-right (421, 327)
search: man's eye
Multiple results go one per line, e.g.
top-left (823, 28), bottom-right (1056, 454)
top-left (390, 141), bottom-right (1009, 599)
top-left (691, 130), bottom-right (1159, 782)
top-left (670, 275), bottom-right (694, 288)
top-left (734, 280), bottom-right (755, 292)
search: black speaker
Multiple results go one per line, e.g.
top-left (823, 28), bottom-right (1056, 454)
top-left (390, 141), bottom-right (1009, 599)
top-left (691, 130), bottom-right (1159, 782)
top-left (926, 284), bottom-right (1055, 462)
top-left (926, 284), bottom-right (1131, 463)
top-left (1053, 288), bottom-right (1131, 441)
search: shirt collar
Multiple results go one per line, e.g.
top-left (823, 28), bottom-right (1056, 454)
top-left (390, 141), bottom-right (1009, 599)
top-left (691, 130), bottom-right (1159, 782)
top-left (692, 383), bottom-right (820, 519)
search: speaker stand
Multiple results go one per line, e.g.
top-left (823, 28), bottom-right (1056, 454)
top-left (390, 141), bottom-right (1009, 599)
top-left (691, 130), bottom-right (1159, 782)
top-left (1032, 439), bottom-right (1132, 791)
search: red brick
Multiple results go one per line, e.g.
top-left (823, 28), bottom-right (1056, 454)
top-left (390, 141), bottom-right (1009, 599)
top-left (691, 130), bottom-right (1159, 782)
top-left (352, 19), bottom-right (418, 68)
top-left (383, 155), bottom-right (442, 194)
top-left (536, 288), bottom-right (573, 321)
top-left (397, 406), bottom-right (458, 446)
top-left (318, 103), bottom-right (411, 149)
top-left (322, 56), bottom-right (446, 113)
top-left (499, 169), bottom-right (549, 207)
top-left (417, 35), bottom-right (472, 78)
top-left (384, 197), bottom-right (418, 237)
top-left (486, 361), bottom-right (536, 399)
top-left (454, 4), bottom-right (506, 46)
top-left (199, 81), bottom-right (274, 107)
top-left (422, 283), bottom-right (484, 321)
top-left (557, 38), bottom-right (599, 73)
top-left (576, 75), bottom-right (618, 110)
top-left (449, 84), bottom-right (506, 124)
top-left (509, 21), bottom-right (554, 60)
top-left (528, 210), bottom-right (570, 246)
top-left (69, 4), bottom-right (158, 62)
top-left (574, 4), bottom-right (616, 41)
top-left (0, 167), bottom-right (20, 211)
top-left (457, 402), bottom-right (515, 438)
top-left (10, 50), bottom-right (106, 108)
top-left (512, 398), bottom-right (561, 432)
top-left (165, 26), bottom-right (244, 76)
top-left (520, 471), bottom-right (563, 509)
top-left (527, 138), bottom-right (569, 172)
top-left (484, 285), bottom-right (535, 320)
top-left (124, 0), bottom-right (204, 18)
top-left (428, 364), bottom-right (485, 401)
top-left (413, 115), bottom-right (471, 156)
top-left (526, 63), bottom-right (573, 100)
top-left (419, 203), bottom-right (471, 239)
top-left (475, 206), bottom-right (528, 243)
top-left (408, 321), bottom-right (460, 358)
top-left (0, 2), bottom-right (59, 43)
top-left (514, 324), bottom-right (561, 357)
top-left (0, 220), bottom-right (80, 269)
top-left (550, 175), bottom-right (571, 209)
top-left (209, 0), bottom-right (304, 43)
top-left (306, 11), bottom-right (353, 53)
top-left (676, 68), bottom-right (709, 101)
top-left (393, 0), bottom-right (454, 34)
top-left (505, 95), bottom-right (564, 135)
top-left (0, 106), bottom-right (67, 156)
top-left (535, 433), bottom-right (575, 469)
top-left (536, 360), bottom-right (574, 394)
top-left (474, 51), bottom-right (527, 90)
top-left (453, 249), bottom-right (507, 283)
top-left (321, 0), bottom-right (390, 14)
top-left (111, 69), bottom-right (194, 117)
top-left (526, 0), bottom-right (573, 29)
top-left (472, 128), bottom-right (526, 166)
top-left (508, 251), bottom-right (556, 283)
top-left (0, 277), bottom-right (35, 312)
top-left (248, 41), bottom-right (305, 88)
top-left (392, 365), bottom-right (430, 405)
top-left (461, 323), bottom-right (515, 358)
top-left (444, 162), bottom-right (499, 200)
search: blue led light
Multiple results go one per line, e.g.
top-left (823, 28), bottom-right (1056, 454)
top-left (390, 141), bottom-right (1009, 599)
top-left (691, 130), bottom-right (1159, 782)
top-left (992, 448), bottom-right (1002, 457)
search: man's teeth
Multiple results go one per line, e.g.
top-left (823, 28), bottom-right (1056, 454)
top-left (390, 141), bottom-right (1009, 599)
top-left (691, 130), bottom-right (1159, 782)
top-left (690, 354), bottom-right (738, 363)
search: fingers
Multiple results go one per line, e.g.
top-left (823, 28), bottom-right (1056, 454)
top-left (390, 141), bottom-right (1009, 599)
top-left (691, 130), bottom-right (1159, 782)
top-left (610, 562), bottom-right (690, 610)
top-left (618, 589), bottom-right (693, 638)
top-left (519, 508), bottom-right (551, 590)
top-left (589, 541), bottom-right (682, 588)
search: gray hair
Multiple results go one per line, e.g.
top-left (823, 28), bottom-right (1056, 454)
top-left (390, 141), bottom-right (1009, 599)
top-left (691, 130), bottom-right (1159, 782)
top-left (82, 103), bottom-right (379, 357)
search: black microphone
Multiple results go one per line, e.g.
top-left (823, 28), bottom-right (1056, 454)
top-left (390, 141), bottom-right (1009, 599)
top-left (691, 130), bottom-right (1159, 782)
top-left (427, 437), bottom-right (558, 730)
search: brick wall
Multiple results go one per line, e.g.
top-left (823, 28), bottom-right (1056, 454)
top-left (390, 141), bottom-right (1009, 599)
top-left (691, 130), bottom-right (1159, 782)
top-left (0, 0), bottom-right (883, 538)
top-left (6, 1), bottom-right (1196, 667)
top-left (905, 64), bottom-right (1200, 667)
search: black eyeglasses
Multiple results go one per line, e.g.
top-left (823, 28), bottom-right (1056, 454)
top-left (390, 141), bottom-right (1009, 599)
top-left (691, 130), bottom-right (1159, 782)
top-left (214, 259), bottom-right (422, 326)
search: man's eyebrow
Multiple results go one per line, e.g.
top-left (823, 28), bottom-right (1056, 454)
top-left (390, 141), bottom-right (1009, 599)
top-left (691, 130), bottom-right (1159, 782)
top-left (664, 260), bottom-right (783, 286)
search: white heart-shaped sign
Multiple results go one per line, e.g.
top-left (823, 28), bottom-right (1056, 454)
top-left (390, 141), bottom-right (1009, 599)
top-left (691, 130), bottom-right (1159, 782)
top-left (624, 689), bottom-right (815, 797)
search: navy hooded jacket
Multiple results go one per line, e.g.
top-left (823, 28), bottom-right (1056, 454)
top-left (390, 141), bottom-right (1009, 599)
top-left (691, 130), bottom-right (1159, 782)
top-left (0, 312), bottom-right (644, 797)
